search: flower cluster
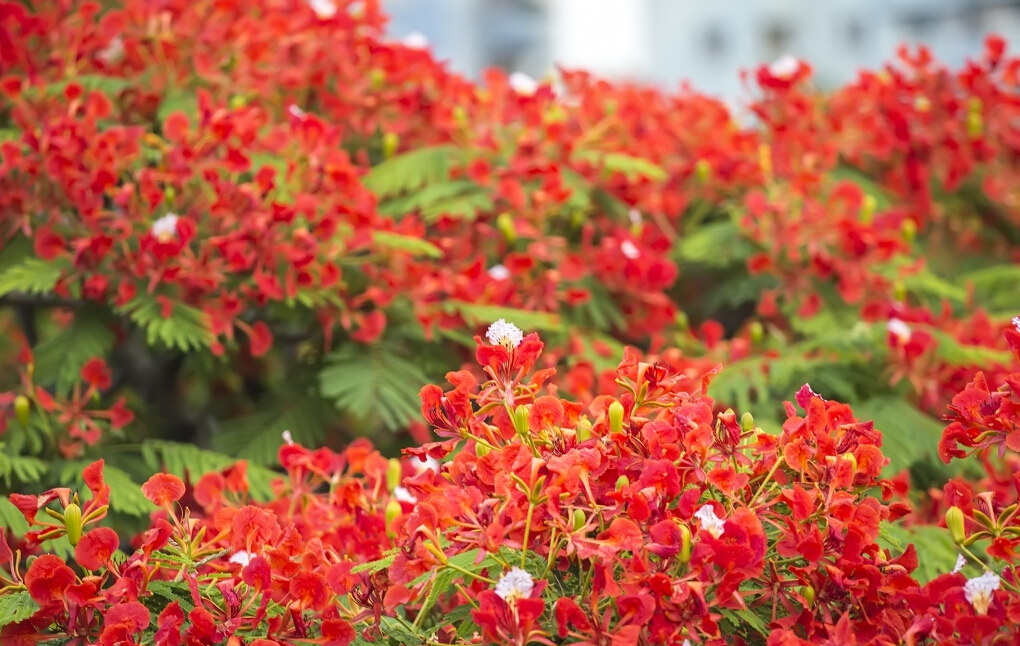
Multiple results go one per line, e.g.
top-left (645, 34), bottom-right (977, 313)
top-left (2, 322), bottom-right (1019, 644)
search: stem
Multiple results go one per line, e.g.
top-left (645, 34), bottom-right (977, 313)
top-left (520, 503), bottom-right (535, 569)
top-left (748, 457), bottom-right (785, 508)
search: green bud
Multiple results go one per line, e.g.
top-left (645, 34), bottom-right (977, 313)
top-left (675, 311), bottom-right (689, 331)
top-left (370, 69), bottom-right (386, 89)
top-left (608, 401), bottom-right (625, 436)
top-left (967, 111), bottom-right (983, 139)
top-left (946, 506), bottom-right (967, 545)
top-left (63, 502), bottom-right (83, 547)
top-left (475, 443), bottom-right (491, 458)
top-left (572, 509), bottom-right (586, 532)
top-left (694, 159), bottom-right (712, 183)
top-left (748, 321), bottom-right (764, 344)
top-left (893, 281), bottom-right (907, 303)
top-left (385, 499), bottom-right (402, 537)
top-left (861, 194), bottom-right (877, 224)
top-left (678, 523), bottom-right (692, 564)
top-left (800, 584), bottom-right (815, 608)
top-left (496, 212), bottom-right (516, 244)
top-left (229, 95), bottom-right (247, 110)
top-left (615, 475), bottom-right (629, 491)
top-left (164, 186), bottom-right (176, 205)
top-left (901, 218), bottom-right (917, 244)
top-left (14, 395), bottom-right (30, 426)
top-left (382, 132), bottom-right (399, 159)
top-left (740, 412), bottom-right (755, 433)
top-left (386, 458), bottom-right (403, 492)
top-left (453, 106), bottom-right (468, 126)
top-left (575, 420), bottom-right (592, 443)
top-left (513, 405), bottom-right (530, 438)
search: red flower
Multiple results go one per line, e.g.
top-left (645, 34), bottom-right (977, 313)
top-left (141, 473), bottom-right (186, 509)
top-left (24, 554), bottom-right (77, 607)
top-left (74, 526), bottom-right (120, 570)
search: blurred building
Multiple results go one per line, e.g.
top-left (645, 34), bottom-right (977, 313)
top-left (382, 0), bottom-right (1020, 99)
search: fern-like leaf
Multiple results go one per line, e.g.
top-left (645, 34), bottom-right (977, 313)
top-left (364, 146), bottom-right (468, 200)
top-left (115, 293), bottom-right (215, 352)
top-left (32, 307), bottom-right (115, 395)
top-left (0, 257), bottom-right (66, 297)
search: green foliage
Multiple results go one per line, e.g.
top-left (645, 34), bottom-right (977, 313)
top-left (31, 307), bottom-right (115, 395)
top-left (372, 231), bottom-right (444, 258)
top-left (573, 150), bottom-right (668, 182)
top-left (0, 257), bottom-right (66, 298)
top-left (364, 146), bottom-right (469, 199)
top-left (212, 390), bottom-right (336, 466)
top-left (0, 591), bottom-right (40, 629)
top-left (0, 450), bottom-right (48, 488)
top-left (879, 522), bottom-right (959, 584)
top-left (141, 440), bottom-right (277, 501)
top-left (114, 293), bottom-right (216, 352)
top-left (852, 396), bottom-right (947, 476)
top-left (446, 301), bottom-right (562, 334)
top-left (318, 341), bottom-right (430, 432)
top-left (0, 495), bottom-right (30, 535)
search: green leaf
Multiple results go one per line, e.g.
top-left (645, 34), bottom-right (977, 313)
top-left (962, 264), bottom-right (1020, 311)
top-left (25, 75), bottom-right (133, 101)
top-left (103, 466), bottom-right (154, 517)
top-left (0, 496), bottom-right (30, 535)
top-left (146, 580), bottom-right (195, 612)
top-left (350, 553), bottom-right (396, 574)
top-left (157, 92), bottom-right (199, 124)
top-left (376, 180), bottom-right (479, 218)
top-left (903, 268), bottom-right (967, 304)
top-left (930, 329), bottom-right (1013, 368)
top-left (212, 391), bottom-right (335, 466)
top-left (416, 567), bottom-right (456, 623)
top-left (32, 307), bottom-right (115, 395)
top-left (573, 150), bottom-right (668, 182)
top-left (719, 607), bottom-right (769, 636)
top-left (364, 146), bottom-right (468, 199)
top-left (114, 293), bottom-right (215, 352)
top-left (878, 522), bottom-right (959, 583)
top-left (675, 220), bottom-right (753, 267)
top-left (0, 591), bottom-right (41, 629)
top-left (380, 617), bottom-right (426, 645)
top-left (372, 231), bottom-right (444, 258)
top-left (0, 454), bottom-right (48, 487)
top-left (318, 342), bottom-right (429, 431)
top-left (0, 258), bottom-right (66, 297)
top-left (444, 301), bottom-right (562, 333)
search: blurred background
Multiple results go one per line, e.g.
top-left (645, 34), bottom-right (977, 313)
top-left (383, 0), bottom-right (1020, 100)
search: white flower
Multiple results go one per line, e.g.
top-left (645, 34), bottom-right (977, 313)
top-left (308, 0), bottom-right (337, 18)
top-left (486, 319), bottom-right (523, 349)
top-left (694, 505), bottom-right (726, 539)
top-left (1012, 315), bottom-right (1020, 333)
top-left (402, 32), bottom-right (428, 50)
top-left (508, 72), bottom-right (538, 96)
top-left (282, 430), bottom-right (294, 446)
top-left (494, 567), bottom-right (534, 602)
top-left (413, 456), bottom-right (440, 474)
top-left (620, 240), bottom-right (640, 259)
top-left (887, 318), bottom-right (912, 343)
top-left (964, 571), bottom-right (1000, 615)
top-left (151, 213), bottom-right (179, 243)
top-left (769, 54), bottom-right (800, 79)
top-left (628, 209), bottom-right (642, 225)
top-left (952, 553), bottom-right (967, 574)
top-left (488, 264), bottom-right (510, 281)
top-left (288, 104), bottom-right (307, 119)
top-left (229, 551), bottom-right (253, 566)
top-left (97, 36), bottom-right (124, 65)
top-left (393, 486), bottom-right (417, 503)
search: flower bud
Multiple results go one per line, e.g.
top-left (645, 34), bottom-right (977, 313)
top-left (608, 401), bottom-right (625, 436)
top-left (496, 212), bottom-right (516, 244)
top-left (63, 502), bottom-right (83, 547)
top-left (694, 159), bottom-right (712, 184)
top-left (164, 186), bottom-right (176, 205)
top-left (475, 443), bottom-right (491, 458)
top-left (513, 405), bottom-right (530, 438)
top-left (382, 132), bottom-right (399, 159)
top-left (893, 281), bottom-right (906, 303)
top-left (575, 420), bottom-right (591, 443)
top-left (861, 194), bottom-right (877, 224)
top-left (14, 395), bottom-right (30, 426)
top-left (740, 412), bottom-right (755, 433)
top-left (748, 321), bottom-right (764, 344)
top-left (386, 458), bottom-right (403, 492)
top-left (800, 584), bottom-right (815, 608)
top-left (840, 452), bottom-right (858, 473)
top-left (967, 111), bottom-right (983, 139)
top-left (901, 218), bottom-right (917, 244)
top-left (229, 95), bottom-right (247, 110)
top-left (678, 522), bottom-right (692, 564)
top-left (385, 499), bottom-right (402, 537)
top-left (453, 106), bottom-right (469, 125)
top-left (615, 475), bottom-right (629, 491)
top-left (675, 311), bottom-right (689, 331)
top-left (370, 69), bottom-right (386, 88)
top-left (572, 509), bottom-right (586, 532)
top-left (946, 506), bottom-right (967, 545)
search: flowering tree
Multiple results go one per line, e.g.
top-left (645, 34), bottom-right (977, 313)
top-left (1, 319), bottom-right (1019, 644)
